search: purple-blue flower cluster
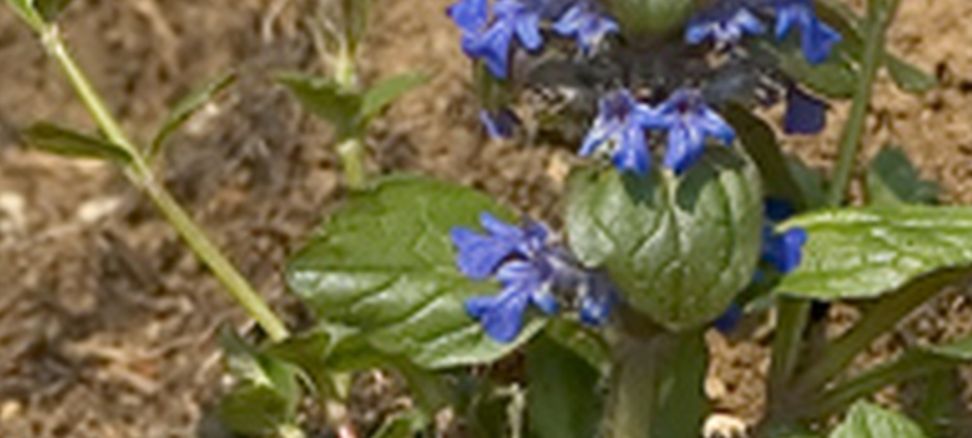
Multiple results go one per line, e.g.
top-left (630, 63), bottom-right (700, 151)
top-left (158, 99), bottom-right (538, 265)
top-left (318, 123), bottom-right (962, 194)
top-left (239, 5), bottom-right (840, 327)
top-left (452, 213), bottom-right (615, 342)
top-left (581, 88), bottom-right (737, 175)
top-left (448, 0), bottom-right (618, 79)
top-left (686, 0), bottom-right (842, 65)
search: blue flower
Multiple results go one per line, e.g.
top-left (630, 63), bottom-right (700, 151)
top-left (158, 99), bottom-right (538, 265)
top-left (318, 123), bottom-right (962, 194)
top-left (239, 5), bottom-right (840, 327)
top-left (452, 213), bottom-right (617, 342)
top-left (448, 0), bottom-right (545, 78)
top-left (784, 86), bottom-right (827, 134)
top-left (644, 89), bottom-right (737, 174)
top-left (772, 0), bottom-right (842, 65)
top-left (761, 199), bottom-right (808, 273)
top-left (686, 2), bottom-right (765, 46)
top-left (579, 89), bottom-right (656, 175)
top-left (762, 226), bottom-right (808, 273)
top-left (552, 1), bottom-right (619, 55)
top-left (479, 108), bottom-right (520, 139)
top-left (452, 214), bottom-right (559, 342)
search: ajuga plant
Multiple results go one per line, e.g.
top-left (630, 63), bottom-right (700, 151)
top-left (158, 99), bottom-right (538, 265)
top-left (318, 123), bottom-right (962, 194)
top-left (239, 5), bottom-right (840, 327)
top-left (8, 0), bottom-right (972, 437)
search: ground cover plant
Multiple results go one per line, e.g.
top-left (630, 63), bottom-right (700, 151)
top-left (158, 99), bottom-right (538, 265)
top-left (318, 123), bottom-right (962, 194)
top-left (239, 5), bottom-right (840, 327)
top-left (3, 0), bottom-right (972, 437)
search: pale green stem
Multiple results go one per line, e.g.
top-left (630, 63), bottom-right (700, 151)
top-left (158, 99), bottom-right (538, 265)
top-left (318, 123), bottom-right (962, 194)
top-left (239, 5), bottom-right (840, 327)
top-left (40, 25), bottom-right (289, 341)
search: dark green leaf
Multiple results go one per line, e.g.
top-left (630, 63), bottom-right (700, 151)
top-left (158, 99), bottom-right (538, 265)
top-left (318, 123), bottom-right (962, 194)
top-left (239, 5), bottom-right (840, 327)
top-left (359, 72), bottom-right (428, 121)
top-left (725, 106), bottom-right (807, 209)
top-left (23, 122), bottom-right (131, 163)
top-left (776, 206), bottom-right (972, 300)
top-left (752, 39), bottom-right (859, 99)
top-left (866, 147), bottom-right (939, 206)
top-left (35, 0), bottom-right (70, 21)
top-left (218, 329), bottom-right (301, 436)
top-left (286, 175), bottom-right (543, 369)
top-left (218, 384), bottom-right (298, 436)
top-left (786, 155), bottom-right (828, 210)
top-left (544, 319), bottom-right (610, 374)
top-left (526, 335), bottom-right (602, 438)
top-left (830, 401), bottom-right (927, 438)
top-left (277, 72), bottom-right (362, 138)
top-left (886, 57), bottom-right (937, 94)
top-left (150, 71), bottom-right (237, 158)
top-left (566, 148), bottom-right (763, 330)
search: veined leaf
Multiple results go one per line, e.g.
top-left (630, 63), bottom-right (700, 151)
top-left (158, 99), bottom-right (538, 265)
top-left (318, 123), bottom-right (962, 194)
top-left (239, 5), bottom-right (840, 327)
top-left (566, 148), bottom-right (763, 331)
top-left (776, 206), bottom-right (972, 300)
top-left (150, 71), bottom-right (237, 158)
top-left (286, 175), bottom-right (543, 369)
top-left (830, 401), bottom-right (927, 438)
top-left (23, 122), bottom-right (132, 163)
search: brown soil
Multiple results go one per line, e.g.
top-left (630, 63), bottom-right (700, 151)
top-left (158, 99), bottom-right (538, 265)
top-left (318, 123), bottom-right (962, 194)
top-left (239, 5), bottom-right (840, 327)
top-left (0, 0), bottom-right (970, 436)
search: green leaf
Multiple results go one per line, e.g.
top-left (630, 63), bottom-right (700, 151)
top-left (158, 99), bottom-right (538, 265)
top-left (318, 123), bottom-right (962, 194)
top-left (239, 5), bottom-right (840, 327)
top-left (866, 147), bottom-right (939, 206)
top-left (526, 335), bottom-right (602, 438)
top-left (830, 401), bottom-right (927, 438)
top-left (725, 106), bottom-right (807, 209)
top-left (776, 206), bottom-right (972, 300)
top-left (22, 122), bottom-right (132, 163)
top-left (218, 329), bottom-right (301, 436)
top-left (35, 0), bottom-right (71, 21)
top-left (277, 72), bottom-right (363, 138)
top-left (924, 334), bottom-right (972, 361)
top-left (150, 71), bottom-right (237, 158)
top-left (752, 38), bottom-right (859, 99)
top-left (359, 72), bottom-right (428, 121)
top-left (544, 319), bottom-right (610, 374)
top-left (566, 148), bottom-right (763, 330)
top-left (786, 155), bottom-right (828, 210)
top-left (886, 57), bottom-right (937, 94)
top-left (286, 175), bottom-right (543, 369)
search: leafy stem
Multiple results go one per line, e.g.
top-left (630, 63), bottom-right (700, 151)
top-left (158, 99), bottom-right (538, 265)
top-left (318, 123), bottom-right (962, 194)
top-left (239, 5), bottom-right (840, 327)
top-left (36, 23), bottom-right (290, 341)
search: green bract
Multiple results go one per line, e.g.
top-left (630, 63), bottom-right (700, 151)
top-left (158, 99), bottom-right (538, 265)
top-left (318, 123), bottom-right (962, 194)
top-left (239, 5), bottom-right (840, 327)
top-left (605, 0), bottom-right (696, 38)
top-left (566, 147), bottom-right (763, 331)
top-left (286, 175), bottom-right (543, 369)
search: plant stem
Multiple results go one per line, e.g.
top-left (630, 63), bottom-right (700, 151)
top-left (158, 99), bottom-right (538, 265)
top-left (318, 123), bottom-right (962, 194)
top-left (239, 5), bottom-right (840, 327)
top-left (41, 25), bottom-right (289, 341)
top-left (825, 0), bottom-right (901, 207)
top-left (605, 310), bottom-right (708, 438)
top-left (803, 351), bottom-right (952, 420)
top-left (789, 269), bottom-right (968, 403)
top-left (766, 298), bottom-right (810, 414)
top-left (332, 31), bottom-right (367, 190)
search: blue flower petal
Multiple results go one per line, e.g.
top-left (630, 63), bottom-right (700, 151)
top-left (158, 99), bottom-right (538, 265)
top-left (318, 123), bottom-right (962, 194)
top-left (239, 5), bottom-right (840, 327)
top-left (713, 303), bottom-right (743, 333)
top-left (450, 227), bottom-right (517, 279)
top-left (686, 4), bottom-right (765, 45)
top-left (447, 0), bottom-right (489, 34)
top-left (784, 86), bottom-right (827, 134)
top-left (773, 0), bottom-right (842, 65)
top-left (552, 2), bottom-right (619, 55)
top-left (467, 287), bottom-right (531, 342)
top-left (578, 273), bottom-right (615, 326)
